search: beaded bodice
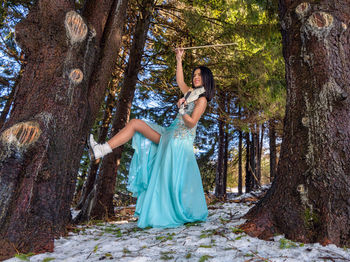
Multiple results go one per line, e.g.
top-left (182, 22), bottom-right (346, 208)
top-left (169, 101), bottom-right (197, 141)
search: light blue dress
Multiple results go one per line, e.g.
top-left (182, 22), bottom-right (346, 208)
top-left (127, 101), bottom-right (208, 228)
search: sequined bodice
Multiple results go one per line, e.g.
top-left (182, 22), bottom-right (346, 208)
top-left (169, 101), bottom-right (197, 141)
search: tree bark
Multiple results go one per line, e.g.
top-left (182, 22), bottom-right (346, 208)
top-left (76, 40), bottom-right (128, 210)
top-left (250, 129), bottom-right (258, 189)
top-left (76, 83), bottom-right (118, 210)
top-left (268, 119), bottom-right (277, 182)
top-left (223, 95), bottom-right (230, 195)
top-left (237, 107), bottom-right (243, 195)
top-left (238, 129), bottom-right (243, 194)
top-left (86, 0), bottom-right (129, 127)
top-left (215, 94), bottom-right (226, 198)
top-left (259, 124), bottom-right (265, 181)
top-left (245, 132), bottom-right (252, 193)
top-left (223, 126), bottom-right (229, 194)
top-left (0, 0), bottom-right (127, 259)
top-left (242, 0), bottom-right (350, 246)
top-left (75, 0), bottom-right (154, 222)
top-left (0, 74), bottom-right (20, 130)
top-left (255, 125), bottom-right (261, 187)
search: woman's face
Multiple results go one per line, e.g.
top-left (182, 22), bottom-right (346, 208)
top-left (193, 69), bottom-right (203, 88)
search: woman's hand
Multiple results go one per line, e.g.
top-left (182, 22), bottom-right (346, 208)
top-left (175, 47), bottom-right (190, 94)
top-left (175, 48), bottom-right (184, 62)
top-left (177, 97), bottom-right (186, 108)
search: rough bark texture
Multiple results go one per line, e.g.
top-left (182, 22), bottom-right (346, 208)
top-left (242, 0), bottom-right (350, 246)
top-left (0, 0), bottom-right (126, 259)
top-left (86, 0), bottom-right (129, 127)
top-left (76, 0), bottom-right (154, 222)
top-left (268, 119), bottom-right (277, 182)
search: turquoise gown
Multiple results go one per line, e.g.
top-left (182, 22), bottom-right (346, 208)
top-left (127, 101), bottom-right (208, 228)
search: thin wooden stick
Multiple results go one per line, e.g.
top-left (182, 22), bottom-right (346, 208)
top-left (176, 42), bottom-right (237, 50)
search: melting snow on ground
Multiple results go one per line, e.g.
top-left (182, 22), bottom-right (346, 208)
top-left (5, 186), bottom-right (350, 262)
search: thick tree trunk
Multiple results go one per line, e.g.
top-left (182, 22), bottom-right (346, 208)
top-left (76, 0), bottom-right (154, 222)
top-left (0, 0), bottom-right (127, 259)
top-left (268, 119), bottom-right (277, 182)
top-left (86, 0), bottom-right (129, 126)
top-left (242, 0), bottom-right (350, 246)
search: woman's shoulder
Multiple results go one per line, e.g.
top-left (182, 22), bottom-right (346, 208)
top-left (193, 96), bottom-right (207, 110)
top-left (195, 96), bottom-right (208, 105)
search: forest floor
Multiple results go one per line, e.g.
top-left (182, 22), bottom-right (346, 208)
top-left (5, 186), bottom-right (350, 262)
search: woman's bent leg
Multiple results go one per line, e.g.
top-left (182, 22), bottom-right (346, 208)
top-left (107, 119), bottom-right (161, 149)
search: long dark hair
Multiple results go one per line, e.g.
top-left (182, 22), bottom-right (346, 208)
top-left (191, 66), bottom-right (215, 101)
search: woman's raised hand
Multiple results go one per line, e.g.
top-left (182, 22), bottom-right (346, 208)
top-left (175, 48), bottom-right (184, 61)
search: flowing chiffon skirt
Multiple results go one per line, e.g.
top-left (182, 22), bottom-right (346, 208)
top-left (127, 103), bottom-right (208, 228)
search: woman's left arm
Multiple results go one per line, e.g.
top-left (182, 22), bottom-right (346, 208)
top-left (182, 97), bottom-right (207, 128)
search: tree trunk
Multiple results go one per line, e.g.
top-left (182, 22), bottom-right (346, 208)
top-left (237, 107), bottom-right (243, 195)
top-left (257, 123), bottom-right (265, 184)
top-left (76, 83), bottom-right (118, 210)
top-left (250, 130), bottom-right (258, 189)
top-left (76, 40), bottom-right (127, 210)
top-left (268, 119), bottom-right (277, 182)
top-left (255, 125), bottom-right (261, 186)
top-left (73, 156), bottom-right (89, 205)
top-left (215, 94), bottom-right (226, 198)
top-left (85, 0), bottom-right (129, 126)
top-left (245, 132), bottom-right (252, 193)
top-left (0, 74), bottom-right (20, 130)
top-left (75, 0), bottom-right (154, 222)
top-left (0, 0), bottom-right (127, 259)
top-left (223, 95), bottom-right (230, 194)
top-left (238, 129), bottom-right (243, 194)
top-left (242, 0), bottom-right (350, 246)
top-left (223, 126), bottom-right (229, 194)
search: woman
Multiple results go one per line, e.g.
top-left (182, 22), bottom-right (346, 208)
top-left (89, 48), bottom-right (215, 228)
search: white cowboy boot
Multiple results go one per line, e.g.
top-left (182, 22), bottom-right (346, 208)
top-left (88, 134), bottom-right (112, 161)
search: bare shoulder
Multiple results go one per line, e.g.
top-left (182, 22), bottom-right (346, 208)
top-left (194, 97), bottom-right (207, 111)
top-left (195, 97), bottom-right (208, 107)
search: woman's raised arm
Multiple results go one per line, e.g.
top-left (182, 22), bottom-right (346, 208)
top-left (175, 48), bottom-right (190, 94)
